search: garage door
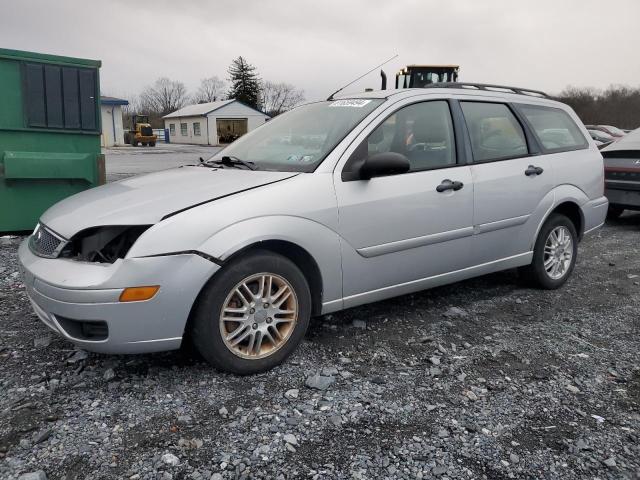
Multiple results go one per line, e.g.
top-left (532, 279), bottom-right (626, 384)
top-left (216, 118), bottom-right (248, 144)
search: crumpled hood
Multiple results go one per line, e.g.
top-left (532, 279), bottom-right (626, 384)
top-left (41, 166), bottom-right (298, 238)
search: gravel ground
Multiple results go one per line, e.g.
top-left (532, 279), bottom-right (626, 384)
top-left (1, 215), bottom-right (639, 480)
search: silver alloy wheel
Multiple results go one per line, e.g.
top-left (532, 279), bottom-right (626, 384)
top-left (219, 273), bottom-right (298, 359)
top-left (543, 226), bottom-right (574, 280)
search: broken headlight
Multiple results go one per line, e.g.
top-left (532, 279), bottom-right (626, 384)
top-left (60, 225), bottom-right (151, 263)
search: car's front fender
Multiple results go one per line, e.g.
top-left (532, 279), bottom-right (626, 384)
top-left (198, 215), bottom-right (344, 311)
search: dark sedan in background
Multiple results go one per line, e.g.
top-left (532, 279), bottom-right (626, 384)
top-left (602, 128), bottom-right (640, 218)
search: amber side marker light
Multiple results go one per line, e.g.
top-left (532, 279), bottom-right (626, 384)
top-left (119, 286), bottom-right (160, 302)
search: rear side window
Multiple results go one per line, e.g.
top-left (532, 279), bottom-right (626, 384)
top-left (517, 104), bottom-right (588, 152)
top-left (460, 102), bottom-right (528, 162)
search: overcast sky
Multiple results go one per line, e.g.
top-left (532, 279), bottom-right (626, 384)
top-left (2, 0), bottom-right (640, 103)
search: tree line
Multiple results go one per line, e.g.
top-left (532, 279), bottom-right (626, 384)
top-left (124, 56), bottom-right (305, 128)
top-left (556, 85), bottom-right (640, 129)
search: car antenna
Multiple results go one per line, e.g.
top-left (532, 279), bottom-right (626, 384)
top-left (326, 54), bottom-right (398, 101)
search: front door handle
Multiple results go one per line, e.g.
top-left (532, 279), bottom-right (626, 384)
top-left (436, 179), bottom-right (464, 192)
top-left (525, 165), bottom-right (544, 176)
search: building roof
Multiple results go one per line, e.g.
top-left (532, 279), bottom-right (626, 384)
top-left (163, 100), bottom-right (235, 118)
top-left (101, 96), bottom-right (129, 106)
top-left (163, 99), bottom-right (268, 118)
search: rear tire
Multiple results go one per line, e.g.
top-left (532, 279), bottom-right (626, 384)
top-left (520, 213), bottom-right (578, 289)
top-left (191, 250), bottom-right (311, 374)
top-left (150, 142), bottom-right (156, 147)
top-left (607, 205), bottom-right (624, 220)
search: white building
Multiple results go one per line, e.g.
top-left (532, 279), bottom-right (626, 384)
top-left (163, 100), bottom-right (270, 146)
top-left (100, 96), bottom-right (128, 147)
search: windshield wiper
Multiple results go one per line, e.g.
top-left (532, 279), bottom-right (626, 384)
top-left (198, 157), bottom-right (218, 168)
top-left (210, 155), bottom-right (257, 171)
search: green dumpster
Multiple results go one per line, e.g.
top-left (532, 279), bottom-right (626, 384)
top-left (0, 48), bottom-right (105, 232)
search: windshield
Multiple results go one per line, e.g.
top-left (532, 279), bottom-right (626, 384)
top-left (207, 99), bottom-right (384, 172)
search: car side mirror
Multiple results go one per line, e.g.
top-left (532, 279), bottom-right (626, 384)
top-left (360, 152), bottom-right (410, 180)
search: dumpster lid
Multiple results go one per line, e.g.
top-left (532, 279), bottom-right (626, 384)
top-left (0, 48), bottom-right (101, 68)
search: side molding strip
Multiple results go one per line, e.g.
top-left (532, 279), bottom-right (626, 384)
top-left (356, 215), bottom-right (530, 259)
top-left (357, 226), bottom-right (474, 258)
top-left (474, 214), bottom-right (530, 234)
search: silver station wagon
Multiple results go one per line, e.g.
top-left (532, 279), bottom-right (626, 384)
top-left (19, 84), bottom-right (608, 374)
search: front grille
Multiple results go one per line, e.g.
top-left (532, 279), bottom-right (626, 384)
top-left (29, 223), bottom-right (66, 258)
top-left (141, 126), bottom-right (153, 136)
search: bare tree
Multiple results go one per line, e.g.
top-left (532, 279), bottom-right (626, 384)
top-left (193, 76), bottom-right (226, 103)
top-left (556, 85), bottom-right (640, 129)
top-left (139, 77), bottom-right (188, 117)
top-left (120, 95), bottom-right (142, 126)
top-left (261, 81), bottom-right (305, 116)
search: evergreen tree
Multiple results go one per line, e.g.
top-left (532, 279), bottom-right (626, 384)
top-left (227, 56), bottom-right (261, 110)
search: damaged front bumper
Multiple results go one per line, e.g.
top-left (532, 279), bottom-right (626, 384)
top-left (18, 238), bottom-right (220, 354)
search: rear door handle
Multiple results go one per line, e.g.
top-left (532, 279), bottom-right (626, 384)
top-left (525, 165), bottom-right (544, 176)
top-left (436, 179), bottom-right (464, 192)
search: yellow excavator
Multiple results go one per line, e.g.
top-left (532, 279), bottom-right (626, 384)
top-left (394, 65), bottom-right (460, 89)
top-left (124, 115), bottom-right (157, 147)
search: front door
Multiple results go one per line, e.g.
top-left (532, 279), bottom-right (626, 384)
top-left (333, 100), bottom-right (474, 302)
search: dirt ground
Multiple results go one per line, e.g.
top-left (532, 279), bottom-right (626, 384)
top-left (1, 214), bottom-right (639, 479)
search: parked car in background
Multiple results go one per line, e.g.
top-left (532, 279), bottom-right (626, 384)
top-left (19, 85), bottom-right (608, 374)
top-left (586, 125), bottom-right (627, 138)
top-left (588, 129), bottom-right (615, 147)
top-left (601, 128), bottom-right (640, 219)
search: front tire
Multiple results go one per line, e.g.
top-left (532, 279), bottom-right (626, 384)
top-left (191, 250), bottom-right (311, 374)
top-left (520, 213), bottom-right (578, 289)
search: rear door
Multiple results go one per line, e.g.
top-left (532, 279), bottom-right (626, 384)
top-left (333, 99), bottom-right (474, 301)
top-left (460, 101), bottom-right (555, 264)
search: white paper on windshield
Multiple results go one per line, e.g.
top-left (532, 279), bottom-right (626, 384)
top-left (329, 99), bottom-right (372, 108)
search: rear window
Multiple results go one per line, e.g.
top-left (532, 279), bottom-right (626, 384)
top-left (460, 102), bottom-right (529, 162)
top-left (517, 104), bottom-right (588, 152)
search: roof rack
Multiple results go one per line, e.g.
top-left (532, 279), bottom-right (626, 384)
top-left (424, 82), bottom-right (550, 98)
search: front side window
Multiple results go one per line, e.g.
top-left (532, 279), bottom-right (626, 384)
top-left (365, 100), bottom-right (456, 171)
top-left (207, 99), bottom-right (384, 172)
top-left (169, 123), bottom-right (175, 135)
top-left (517, 104), bottom-right (588, 151)
top-left (193, 122), bottom-right (201, 136)
top-left (461, 102), bottom-right (528, 162)
top-left (180, 123), bottom-right (187, 136)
